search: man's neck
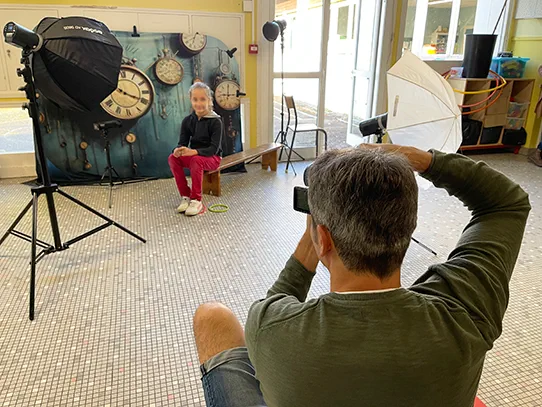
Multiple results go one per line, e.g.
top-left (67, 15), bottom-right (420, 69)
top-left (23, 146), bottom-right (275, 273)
top-left (330, 263), bottom-right (401, 293)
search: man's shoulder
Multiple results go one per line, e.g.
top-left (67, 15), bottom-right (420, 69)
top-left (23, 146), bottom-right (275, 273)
top-left (248, 294), bottom-right (322, 331)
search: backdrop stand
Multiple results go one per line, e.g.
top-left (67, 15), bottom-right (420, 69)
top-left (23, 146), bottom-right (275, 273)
top-left (0, 49), bottom-right (146, 321)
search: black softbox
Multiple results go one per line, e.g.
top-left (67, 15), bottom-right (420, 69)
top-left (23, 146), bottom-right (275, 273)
top-left (32, 16), bottom-right (122, 111)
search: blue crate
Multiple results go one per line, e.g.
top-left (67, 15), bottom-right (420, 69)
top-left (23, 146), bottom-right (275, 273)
top-left (490, 57), bottom-right (530, 78)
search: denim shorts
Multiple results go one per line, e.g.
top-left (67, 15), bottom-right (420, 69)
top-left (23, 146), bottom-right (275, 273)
top-left (200, 347), bottom-right (267, 407)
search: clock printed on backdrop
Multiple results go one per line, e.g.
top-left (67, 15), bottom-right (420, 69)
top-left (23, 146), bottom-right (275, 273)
top-left (100, 65), bottom-right (155, 120)
top-left (220, 62), bottom-right (232, 75)
top-left (214, 79), bottom-right (241, 111)
top-left (154, 49), bottom-right (184, 86)
top-left (179, 32), bottom-right (207, 55)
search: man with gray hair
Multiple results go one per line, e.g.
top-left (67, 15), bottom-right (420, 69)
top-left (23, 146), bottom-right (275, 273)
top-left (193, 145), bottom-right (530, 407)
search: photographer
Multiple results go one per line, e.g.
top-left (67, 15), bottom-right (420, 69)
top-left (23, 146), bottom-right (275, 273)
top-left (192, 145), bottom-right (530, 407)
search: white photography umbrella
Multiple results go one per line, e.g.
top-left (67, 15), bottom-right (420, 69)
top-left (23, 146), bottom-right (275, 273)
top-left (387, 51), bottom-right (462, 153)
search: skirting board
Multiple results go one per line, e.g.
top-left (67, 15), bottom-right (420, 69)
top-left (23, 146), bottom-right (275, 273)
top-left (0, 152), bottom-right (37, 179)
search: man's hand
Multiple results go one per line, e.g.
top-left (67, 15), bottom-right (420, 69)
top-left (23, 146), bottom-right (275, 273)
top-left (180, 147), bottom-right (198, 157)
top-left (293, 216), bottom-right (319, 273)
top-left (358, 143), bottom-right (432, 173)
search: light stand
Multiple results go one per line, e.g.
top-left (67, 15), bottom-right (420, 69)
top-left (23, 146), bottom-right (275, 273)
top-left (95, 120), bottom-right (124, 208)
top-left (274, 29), bottom-right (305, 175)
top-left (263, 19), bottom-right (304, 175)
top-left (0, 48), bottom-right (146, 320)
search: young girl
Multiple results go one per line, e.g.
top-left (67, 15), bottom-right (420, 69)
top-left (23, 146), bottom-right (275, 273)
top-left (168, 82), bottom-right (222, 216)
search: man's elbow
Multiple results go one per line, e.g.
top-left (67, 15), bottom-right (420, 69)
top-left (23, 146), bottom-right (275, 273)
top-left (516, 188), bottom-right (531, 214)
top-left (507, 182), bottom-right (531, 214)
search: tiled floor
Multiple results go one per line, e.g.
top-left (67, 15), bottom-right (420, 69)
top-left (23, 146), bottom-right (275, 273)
top-left (0, 153), bottom-right (541, 406)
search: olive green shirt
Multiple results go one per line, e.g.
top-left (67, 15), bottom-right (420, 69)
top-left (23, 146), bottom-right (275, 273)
top-left (245, 151), bottom-right (530, 407)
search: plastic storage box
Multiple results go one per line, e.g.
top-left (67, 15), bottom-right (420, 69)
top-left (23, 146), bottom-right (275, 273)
top-left (507, 102), bottom-right (530, 118)
top-left (505, 117), bottom-right (526, 130)
top-left (490, 57), bottom-right (529, 78)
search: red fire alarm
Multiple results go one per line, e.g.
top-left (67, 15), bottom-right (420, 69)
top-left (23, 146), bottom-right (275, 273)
top-left (249, 44), bottom-right (258, 54)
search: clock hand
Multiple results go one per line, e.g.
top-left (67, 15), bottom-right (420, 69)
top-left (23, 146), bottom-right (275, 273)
top-left (116, 88), bottom-right (140, 100)
top-left (123, 90), bottom-right (140, 100)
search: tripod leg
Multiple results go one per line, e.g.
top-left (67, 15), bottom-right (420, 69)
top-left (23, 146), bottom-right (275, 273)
top-left (29, 193), bottom-right (38, 321)
top-left (57, 189), bottom-right (146, 243)
top-left (44, 189), bottom-right (62, 250)
top-left (108, 185), bottom-right (113, 209)
top-left (111, 167), bottom-right (124, 184)
top-left (411, 237), bottom-right (437, 256)
top-left (0, 199), bottom-right (33, 246)
top-left (278, 132), bottom-right (285, 161)
top-left (285, 145), bottom-right (294, 174)
top-left (100, 167), bottom-right (109, 183)
top-left (291, 148), bottom-right (306, 161)
top-left (285, 129), bottom-right (298, 174)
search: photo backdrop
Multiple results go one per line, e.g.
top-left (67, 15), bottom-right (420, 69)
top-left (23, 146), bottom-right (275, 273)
top-left (38, 30), bottom-right (243, 182)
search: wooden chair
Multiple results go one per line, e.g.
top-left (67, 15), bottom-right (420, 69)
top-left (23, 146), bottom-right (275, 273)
top-left (283, 95), bottom-right (328, 173)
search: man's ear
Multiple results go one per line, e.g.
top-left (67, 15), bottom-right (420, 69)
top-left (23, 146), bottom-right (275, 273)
top-left (316, 224), bottom-right (333, 258)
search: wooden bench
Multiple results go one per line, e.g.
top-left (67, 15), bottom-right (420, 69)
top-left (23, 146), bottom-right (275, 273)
top-left (202, 143), bottom-right (282, 197)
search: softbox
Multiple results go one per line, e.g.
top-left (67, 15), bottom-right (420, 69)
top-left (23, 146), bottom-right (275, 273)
top-left (32, 16), bottom-right (123, 111)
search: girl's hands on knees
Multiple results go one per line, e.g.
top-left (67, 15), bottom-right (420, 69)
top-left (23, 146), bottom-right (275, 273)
top-left (180, 147), bottom-right (198, 157)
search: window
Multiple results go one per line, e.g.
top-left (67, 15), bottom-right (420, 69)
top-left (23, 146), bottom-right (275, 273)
top-left (337, 6), bottom-right (349, 38)
top-left (0, 108), bottom-right (33, 153)
top-left (404, 0), bottom-right (503, 60)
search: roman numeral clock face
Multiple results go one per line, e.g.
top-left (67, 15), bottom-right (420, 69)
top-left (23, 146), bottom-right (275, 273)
top-left (100, 66), bottom-right (155, 120)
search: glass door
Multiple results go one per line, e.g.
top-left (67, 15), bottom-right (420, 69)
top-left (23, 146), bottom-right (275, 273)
top-left (323, 0), bottom-right (357, 149)
top-left (272, 0), bottom-right (383, 153)
top-left (346, 0), bottom-right (382, 146)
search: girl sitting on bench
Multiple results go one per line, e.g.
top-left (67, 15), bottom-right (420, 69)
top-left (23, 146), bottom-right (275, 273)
top-left (168, 82), bottom-right (222, 216)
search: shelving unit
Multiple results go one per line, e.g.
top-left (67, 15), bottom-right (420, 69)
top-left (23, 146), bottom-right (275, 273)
top-left (446, 78), bottom-right (535, 152)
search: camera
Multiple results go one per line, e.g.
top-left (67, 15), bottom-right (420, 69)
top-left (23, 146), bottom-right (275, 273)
top-left (293, 165), bottom-right (311, 214)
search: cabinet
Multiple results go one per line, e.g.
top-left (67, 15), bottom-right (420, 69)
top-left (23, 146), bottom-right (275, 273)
top-left (447, 78), bottom-right (535, 151)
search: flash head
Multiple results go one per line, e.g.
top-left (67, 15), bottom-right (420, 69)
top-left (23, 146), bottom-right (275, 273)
top-left (3, 22), bottom-right (43, 51)
top-left (358, 113), bottom-right (388, 138)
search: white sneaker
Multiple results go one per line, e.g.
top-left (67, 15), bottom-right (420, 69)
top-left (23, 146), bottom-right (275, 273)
top-left (176, 197), bottom-right (190, 213)
top-left (185, 200), bottom-right (203, 216)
